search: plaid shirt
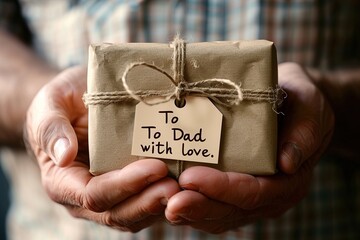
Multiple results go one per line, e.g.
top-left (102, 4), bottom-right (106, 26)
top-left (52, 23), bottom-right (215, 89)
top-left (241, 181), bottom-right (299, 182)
top-left (1, 0), bottom-right (359, 239)
top-left (17, 0), bottom-right (360, 69)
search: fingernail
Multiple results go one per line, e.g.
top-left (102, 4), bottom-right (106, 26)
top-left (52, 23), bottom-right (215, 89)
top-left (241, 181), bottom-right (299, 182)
top-left (282, 142), bottom-right (302, 171)
top-left (54, 138), bottom-right (69, 165)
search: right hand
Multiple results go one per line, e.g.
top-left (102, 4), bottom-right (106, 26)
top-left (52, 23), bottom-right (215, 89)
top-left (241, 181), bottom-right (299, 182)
top-left (24, 66), bottom-right (180, 232)
top-left (164, 62), bottom-right (334, 233)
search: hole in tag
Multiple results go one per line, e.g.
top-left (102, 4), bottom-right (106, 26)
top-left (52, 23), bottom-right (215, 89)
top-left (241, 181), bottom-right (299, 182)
top-left (174, 98), bottom-right (186, 108)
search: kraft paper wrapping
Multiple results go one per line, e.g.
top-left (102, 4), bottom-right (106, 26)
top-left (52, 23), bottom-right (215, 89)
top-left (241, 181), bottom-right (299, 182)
top-left (86, 40), bottom-right (278, 177)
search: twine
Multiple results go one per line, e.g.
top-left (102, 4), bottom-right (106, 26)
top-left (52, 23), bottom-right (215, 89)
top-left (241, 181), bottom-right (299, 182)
top-left (83, 37), bottom-right (283, 108)
top-left (83, 79), bottom-right (283, 107)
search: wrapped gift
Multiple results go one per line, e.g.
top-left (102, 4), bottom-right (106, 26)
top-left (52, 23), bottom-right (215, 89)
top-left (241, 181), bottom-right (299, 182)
top-left (84, 38), bottom-right (281, 177)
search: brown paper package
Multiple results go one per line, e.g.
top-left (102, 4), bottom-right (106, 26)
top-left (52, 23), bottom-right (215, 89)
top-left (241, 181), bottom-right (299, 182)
top-left (86, 40), bottom-right (278, 177)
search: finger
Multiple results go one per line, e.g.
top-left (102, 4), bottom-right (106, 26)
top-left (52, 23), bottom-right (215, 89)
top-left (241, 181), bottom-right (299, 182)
top-left (166, 190), bottom-right (252, 234)
top-left (178, 167), bottom-right (310, 210)
top-left (83, 159), bottom-right (171, 212)
top-left (166, 190), bottom-right (296, 234)
top-left (108, 177), bottom-right (179, 227)
top-left (26, 66), bottom-right (87, 166)
top-left (278, 63), bottom-right (334, 174)
top-left (45, 159), bottom-right (170, 213)
top-left (166, 190), bottom-right (239, 222)
top-left (68, 177), bottom-right (179, 232)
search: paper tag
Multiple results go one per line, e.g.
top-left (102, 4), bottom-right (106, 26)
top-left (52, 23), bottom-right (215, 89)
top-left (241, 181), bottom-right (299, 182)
top-left (132, 97), bottom-right (223, 164)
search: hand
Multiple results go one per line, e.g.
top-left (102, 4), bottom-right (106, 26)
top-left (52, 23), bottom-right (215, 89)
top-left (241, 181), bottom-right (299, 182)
top-left (25, 66), bottom-right (180, 232)
top-left (165, 62), bottom-right (334, 233)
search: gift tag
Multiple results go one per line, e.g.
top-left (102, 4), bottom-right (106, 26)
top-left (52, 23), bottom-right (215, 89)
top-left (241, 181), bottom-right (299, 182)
top-left (132, 97), bottom-right (223, 164)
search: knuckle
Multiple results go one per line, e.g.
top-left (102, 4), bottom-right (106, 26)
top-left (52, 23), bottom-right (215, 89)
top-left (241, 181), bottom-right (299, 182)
top-left (130, 197), bottom-right (164, 218)
top-left (47, 186), bottom-right (79, 207)
top-left (42, 174), bottom-right (62, 204)
top-left (36, 115), bottom-right (61, 152)
top-left (102, 213), bottom-right (136, 232)
top-left (66, 206), bottom-right (84, 219)
top-left (82, 187), bottom-right (108, 212)
top-left (101, 212), bottom-right (119, 228)
top-left (236, 175), bottom-right (263, 209)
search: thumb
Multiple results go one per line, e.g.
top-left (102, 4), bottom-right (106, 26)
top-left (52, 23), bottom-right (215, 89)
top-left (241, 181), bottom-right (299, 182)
top-left (27, 109), bottom-right (79, 167)
top-left (277, 63), bottom-right (334, 174)
top-left (45, 117), bottom-right (78, 166)
top-left (26, 67), bottom-right (87, 167)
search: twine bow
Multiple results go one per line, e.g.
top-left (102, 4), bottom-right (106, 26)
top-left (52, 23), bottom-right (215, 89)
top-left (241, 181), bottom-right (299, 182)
top-left (120, 37), bottom-right (243, 106)
top-left (121, 61), bottom-right (244, 107)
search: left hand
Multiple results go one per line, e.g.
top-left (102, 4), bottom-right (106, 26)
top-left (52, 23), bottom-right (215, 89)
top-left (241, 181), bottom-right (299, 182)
top-left (165, 62), bottom-right (334, 233)
top-left (25, 66), bottom-right (180, 232)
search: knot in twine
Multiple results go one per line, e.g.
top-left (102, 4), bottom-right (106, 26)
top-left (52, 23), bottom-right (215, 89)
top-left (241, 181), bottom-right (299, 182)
top-left (83, 37), bottom-right (285, 110)
top-left (175, 82), bottom-right (189, 102)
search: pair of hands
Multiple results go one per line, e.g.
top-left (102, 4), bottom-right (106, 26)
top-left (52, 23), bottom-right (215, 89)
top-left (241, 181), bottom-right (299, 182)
top-left (25, 62), bottom-right (334, 234)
